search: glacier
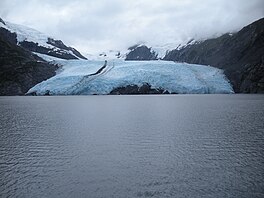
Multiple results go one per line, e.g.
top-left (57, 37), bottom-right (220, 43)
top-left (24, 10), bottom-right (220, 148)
top-left (27, 57), bottom-right (234, 95)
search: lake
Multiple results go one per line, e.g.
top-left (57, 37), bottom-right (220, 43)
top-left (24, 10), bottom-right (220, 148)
top-left (0, 95), bottom-right (263, 198)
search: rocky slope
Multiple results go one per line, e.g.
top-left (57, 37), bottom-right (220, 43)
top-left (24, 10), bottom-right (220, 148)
top-left (164, 18), bottom-right (264, 93)
top-left (0, 19), bottom-right (58, 95)
top-left (0, 18), bottom-right (87, 60)
top-left (125, 45), bottom-right (157, 60)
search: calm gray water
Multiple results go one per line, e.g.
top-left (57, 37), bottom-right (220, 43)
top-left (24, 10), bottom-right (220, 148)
top-left (0, 95), bottom-right (263, 198)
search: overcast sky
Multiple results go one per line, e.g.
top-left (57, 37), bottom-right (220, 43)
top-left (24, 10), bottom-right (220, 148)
top-left (0, 0), bottom-right (263, 53)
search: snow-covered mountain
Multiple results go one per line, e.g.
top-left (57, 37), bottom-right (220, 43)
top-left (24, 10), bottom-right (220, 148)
top-left (124, 39), bottom-right (200, 60)
top-left (0, 19), bottom-right (87, 60)
top-left (81, 41), bottom-right (193, 61)
top-left (27, 57), bottom-right (234, 95)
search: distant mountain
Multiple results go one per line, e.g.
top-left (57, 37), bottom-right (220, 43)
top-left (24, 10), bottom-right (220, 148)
top-left (0, 22), bottom-right (57, 95)
top-left (0, 19), bottom-right (87, 60)
top-left (124, 42), bottom-right (196, 60)
top-left (125, 45), bottom-right (157, 60)
top-left (163, 18), bottom-right (264, 93)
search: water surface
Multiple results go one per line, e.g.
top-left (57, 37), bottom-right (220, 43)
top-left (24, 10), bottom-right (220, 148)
top-left (0, 95), bottom-right (263, 197)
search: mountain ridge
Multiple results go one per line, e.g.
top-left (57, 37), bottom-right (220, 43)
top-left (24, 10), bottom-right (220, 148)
top-left (0, 19), bottom-right (87, 60)
top-left (163, 18), bottom-right (264, 93)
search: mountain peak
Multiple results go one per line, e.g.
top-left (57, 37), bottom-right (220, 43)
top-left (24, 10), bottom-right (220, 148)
top-left (125, 45), bottom-right (157, 61)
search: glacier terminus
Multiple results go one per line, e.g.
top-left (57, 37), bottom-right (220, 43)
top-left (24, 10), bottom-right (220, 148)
top-left (27, 56), bottom-right (234, 95)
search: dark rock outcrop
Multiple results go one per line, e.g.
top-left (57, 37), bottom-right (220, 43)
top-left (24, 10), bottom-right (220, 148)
top-left (0, 28), bottom-right (57, 95)
top-left (125, 45), bottom-right (157, 61)
top-left (0, 17), bottom-right (5, 25)
top-left (164, 18), bottom-right (264, 93)
top-left (109, 83), bottom-right (171, 95)
top-left (0, 28), bottom-right (17, 45)
top-left (20, 40), bottom-right (80, 60)
top-left (20, 39), bottom-right (88, 60)
top-left (47, 38), bottom-right (87, 60)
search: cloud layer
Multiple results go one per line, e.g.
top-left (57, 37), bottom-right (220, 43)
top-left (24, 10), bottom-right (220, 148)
top-left (0, 0), bottom-right (263, 53)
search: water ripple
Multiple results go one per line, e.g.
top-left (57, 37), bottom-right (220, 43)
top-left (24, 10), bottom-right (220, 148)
top-left (0, 95), bottom-right (264, 198)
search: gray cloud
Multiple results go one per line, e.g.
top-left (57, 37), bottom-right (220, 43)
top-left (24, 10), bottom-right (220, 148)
top-left (0, 0), bottom-right (263, 53)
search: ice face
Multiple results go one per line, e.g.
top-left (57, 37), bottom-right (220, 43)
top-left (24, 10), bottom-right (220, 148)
top-left (27, 59), bottom-right (234, 95)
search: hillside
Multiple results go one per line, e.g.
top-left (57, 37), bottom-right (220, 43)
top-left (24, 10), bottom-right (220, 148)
top-left (163, 18), bottom-right (264, 93)
top-left (0, 18), bottom-right (58, 95)
top-left (0, 18), bottom-right (87, 60)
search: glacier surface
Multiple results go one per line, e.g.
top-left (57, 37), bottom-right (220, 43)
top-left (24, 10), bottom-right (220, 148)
top-left (27, 58), bottom-right (234, 95)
